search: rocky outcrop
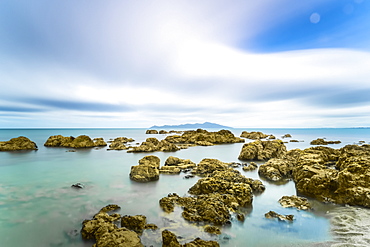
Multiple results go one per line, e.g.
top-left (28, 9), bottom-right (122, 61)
top-left (160, 156), bottom-right (196, 174)
top-left (278, 196), bottom-right (312, 210)
top-left (0, 136), bottom-right (38, 151)
top-left (310, 138), bottom-right (341, 145)
top-left (240, 131), bottom-right (269, 140)
top-left (81, 204), bottom-right (143, 247)
top-left (93, 138), bottom-right (107, 146)
top-left (282, 134), bottom-right (292, 138)
top-left (121, 215), bottom-right (157, 234)
top-left (108, 137), bottom-right (134, 150)
top-left (238, 140), bottom-right (287, 161)
top-left (145, 130), bottom-right (158, 134)
top-left (162, 230), bottom-right (219, 247)
top-left (191, 158), bottom-right (229, 176)
top-left (129, 156), bottom-right (160, 182)
top-left (258, 158), bottom-right (293, 181)
top-left (265, 211), bottom-right (294, 222)
top-left (44, 135), bottom-right (105, 148)
top-left (164, 129), bottom-right (244, 145)
top-left (127, 138), bottom-right (180, 153)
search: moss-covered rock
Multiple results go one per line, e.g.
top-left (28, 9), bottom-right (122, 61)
top-left (160, 156), bottom-right (196, 174)
top-left (238, 140), bottom-right (287, 161)
top-left (0, 136), bottom-right (38, 151)
top-left (127, 138), bottom-right (180, 153)
top-left (310, 138), bottom-right (341, 145)
top-left (108, 137), bottom-right (134, 150)
top-left (162, 230), bottom-right (220, 247)
top-left (146, 130), bottom-right (158, 134)
top-left (258, 158), bottom-right (294, 181)
top-left (44, 135), bottom-right (105, 148)
top-left (240, 131), bottom-right (269, 140)
top-left (129, 156), bottom-right (160, 182)
top-left (265, 211), bottom-right (294, 222)
top-left (278, 195), bottom-right (312, 210)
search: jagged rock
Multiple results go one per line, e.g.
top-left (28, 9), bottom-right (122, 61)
top-left (108, 137), bottom-right (134, 150)
top-left (127, 138), bottom-right (180, 153)
top-left (278, 196), bottom-right (312, 210)
top-left (282, 134), bottom-right (292, 138)
top-left (160, 156), bottom-right (196, 174)
top-left (238, 140), bottom-right (287, 161)
top-left (0, 136), bottom-right (38, 151)
top-left (236, 213), bottom-right (245, 221)
top-left (268, 135), bottom-right (276, 139)
top-left (94, 228), bottom-right (143, 247)
top-left (258, 158), bottom-right (293, 181)
top-left (240, 131), bottom-right (269, 140)
top-left (93, 138), bottom-right (107, 146)
top-left (191, 158), bottom-right (229, 176)
top-left (242, 162), bottom-right (258, 171)
top-left (129, 156), bottom-right (160, 182)
top-left (162, 230), bottom-right (220, 247)
top-left (164, 129), bottom-right (244, 146)
top-left (121, 215), bottom-right (156, 235)
top-left (204, 225), bottom-right (221, 235)
top-left (265, 211), bottom-right (294, 222)
top-left (195, 141), bottom-right (214, 146)
top-left (310, 138), bottom-right (341, 145)
top-left (44, 135), bottom-right (103, 148)
top-left (159, 130), bottom-right (168, 134)
top-left (146, 130), bottom-right (158, 134)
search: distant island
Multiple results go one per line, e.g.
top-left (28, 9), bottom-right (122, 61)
top-left (150, 122), bottom-right (232, 129)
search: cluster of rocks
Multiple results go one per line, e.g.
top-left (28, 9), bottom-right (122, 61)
top-left (146, 130), bottom-right (183, 134)
top-left (310, 138), bottom-right (341, 145)
top-left (240, 131), bottom-right (272, 140)
top-left (162, 229), bottom-right (219, 247)
top-left (127, 138), bottom-right (180, 153)
top-left (108, 137), bottom-right (135, 150)
top-left (0, 136), bottom-right (38, 151)
top-left (242, 162), bottom-right (258, 172)
top-left (238, 140), bottom-right (287, 161)
top-left (159, 156), bottom-right (196, 174)
top-left (44, 135), bottom-right (107, 148)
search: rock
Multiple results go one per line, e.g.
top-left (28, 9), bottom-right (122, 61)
top-left (268, 135), bottom-right (276, 139)
top-left (93, 228), bottom-right (143, 247)
top-left (93, 138), bottom-right (107, 146)
top-left (290, 140), bottom-right (300, 142)
top-left (121, 215), bottom-right (149, 235)
top-left (265, 211), bottom-right (294, 222)
top-left (191, 158), bottom-right (229, 176)
top-left (160, 156), bottom-right (196, 174)
top-left (129, 156), bottom-right (160, 182)
top-left (0, 136), bottom-right (38, 151)
top-left (242, 162), bottom-right (258, 171)
top-left (236, 213), bottom-right (245, 222)
top-left (159, 130), bottom-right (168, 134)
top-left (310, 138), bottom-right (341, 145)
top-left (162, 229), bottom-right (220, 247)
top-left (258, 158), bottom-right (293, 181)
top-left (238, 140), bottom-right (287, 161)
top-left (240, 131), bottom-right (269, 140)
top-left (108, 137), bottom-right (134, 150)
top-left (44, 135), bottom-right (102, 148)
top-left (71, 183), bottom-right (84, 189)
top-left (184, 175), bottom-right (194, 179)
top-left (164, 129), bottom-right (244, 146)
top-left (146, 130), bottom-right (158, 134)
top-left (195, 141), bottom-right (214, 146)
top-left (282, 134), bottom-right (292, 138)
top-left (204, 225), bottom-right (221, 235)
top-left (278, 196), bottom-right (312, 210)
top-left (127, 138), bottom-right (180, 153)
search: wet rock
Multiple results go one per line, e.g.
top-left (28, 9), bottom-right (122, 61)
top-left (191, 158), bottom-right (229, 176)
top-left (146, 130), bottom-right (158, 134)
top-left (236, 213), bottom-right (245, 222)
top-left (204, 225), bottom-right (221, 235)
top-left (93, 228), bottom-right (143, 247)
top-left (310, 138), bottom-right (341, 145)
top-left (160, 156), bottom-right (196, 174)
top-left (268, 135), bottom-right (276, 139)
top-left (258, 158), bottom-right (293, 181)
top-left (0, 136), bottom-right (38, 151)
top-left (121, 215), bottom-right (151, 235)
top-left (127, 138), bottom-right (180, 153)
top-left (290, 140), bottom-right (300, 142)
top-left (93, 138), bottom-right (107, 146)
top-left (164, 129), bottom-right (244, 146)
top-left (265, 211), bottom-right (294, 222)
top-left (242, 162), bottom-right (258, 171)
top-left (129, 156), bottom-right (160, 182)
top-left (159, 130), bottom-right (168, 134)
top-left (278, 195), bottom-right (312, 210)
top-left (240, 131), bottom-right (269, 140)
top-left (44, 135), bottom-right (103, 148)
top-left (108, 137), bottom-right (134, 150)
top-left (162, 230), bottom-right (220, 247)
top-left (195, 141), bottom-right (214, 146)
top-left (238, 140), bottom-right (287, 161)
top-left (282, 134), bottom-right (292, 138)
top-left (184, 175), bottom-right (194, 179)
top-left (71, 183), bottom-right (84, 189)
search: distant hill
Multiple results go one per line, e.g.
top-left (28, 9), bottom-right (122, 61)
top-left (150, 122), bottom-right (232, 129)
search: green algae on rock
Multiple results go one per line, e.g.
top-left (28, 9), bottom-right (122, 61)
top-left (130, 155), bottom-right (160, 182)
top-left (162, 230), bottom-right (220, 247)
top-left (44, 135), bottom-right (107, 148)
top-left (238, 140), bottom-right (287, 161)
top-left (240, 131), bottom-right (270, 140)
top-left (127, 137), bottom-right (180, 153)
top-left (310, 138), bottom-right (341, 145)
top-left (0, 136), bottom-right (38, 151)
top-left (278, 195), bottom-right (312, 210)
top-left (265, 211), bottom-right (294, 222)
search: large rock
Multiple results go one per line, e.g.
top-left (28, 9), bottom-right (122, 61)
top-left (164, 129), bottom-right (244, 145)
top-left (191, 158), bottom-right (229, 176)
top-left (44, 135), bottom-right (104, 148)
top-left (238, 140), bottom-right (287, 161)
top-left (127, 138), bottom-right (180, 153)
top-left (0, 136), bottom-right (38, 151)
top-left (121, 215), bottom-right (158, 235)
top-left (240, 131), bottom-right (269, 140)
top-left (162, 230), bottom-right (219, 247)
top-left (93, 138), bottom-right (107, 147)
top-left (160, 156), bottom-right (196, 174)
top-left (108, 137), bottom-right (134, 150)
top-left (145, 130), bottom-right (158, 134)
top-left (130, 156), bottom-right (160, 182)
top-left (258, 158), bottom-right (293, 181)
top-left (310, 138), bottom-right (341, 145)
top-left (81, 204), bottom-right (143, 247)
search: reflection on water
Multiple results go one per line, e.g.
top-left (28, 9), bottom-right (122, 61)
top-left (0, 128), bottom-right (370, 246)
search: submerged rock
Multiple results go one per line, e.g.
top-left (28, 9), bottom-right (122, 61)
top-left (265, 211), bottom-right (294, 222)
top-left (278, 195), bottom-right (312, 210)
top-left (240, 131), bottom-right (269, 140)
top-left (238, 140), bottom-right (287, 161)
top-left (129, 156), bottom-right (160, 182)
top-left (310, 138), bottom-right (341, 145)
top-left (0, 136), bottom-right (38, 151)
top-left (44, 135), bottom-right (105, 148)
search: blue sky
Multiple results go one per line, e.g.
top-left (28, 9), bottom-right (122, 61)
top-left (0, 0), bottom-right (369, 128)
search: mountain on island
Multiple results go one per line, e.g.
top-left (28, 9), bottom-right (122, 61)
top-left (150, 122), bottom-right (232, 129)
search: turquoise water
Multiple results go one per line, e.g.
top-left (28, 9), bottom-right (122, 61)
top-left (0, 128), bottom-right (369, 247)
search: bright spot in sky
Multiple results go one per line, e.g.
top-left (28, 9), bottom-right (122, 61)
top-left (310, 12), bottom-right (321, 24)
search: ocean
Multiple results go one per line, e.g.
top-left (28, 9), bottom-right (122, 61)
top-left (0, 128), bottom-right (369, 247)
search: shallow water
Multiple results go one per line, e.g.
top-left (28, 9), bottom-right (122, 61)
top-left (0, 128), bottom-right (369, 247)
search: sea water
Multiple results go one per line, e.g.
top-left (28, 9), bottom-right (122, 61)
top-left (0, 128), bottom-right (369, 247)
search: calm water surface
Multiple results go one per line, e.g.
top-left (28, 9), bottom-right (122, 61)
top-left (0, 128), bottom-right (369, 247)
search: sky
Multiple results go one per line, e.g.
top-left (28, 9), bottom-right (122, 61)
top-left (1, 0), bottom-right (370, 128)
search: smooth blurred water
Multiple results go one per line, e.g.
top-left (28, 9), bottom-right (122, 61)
top-left (0, 128), bottom-right (369, 247)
